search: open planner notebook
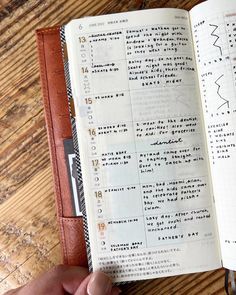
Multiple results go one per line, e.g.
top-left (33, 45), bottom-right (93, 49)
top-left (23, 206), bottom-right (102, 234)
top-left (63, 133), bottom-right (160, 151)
top-left (59, 0), bottom-right (236, 283)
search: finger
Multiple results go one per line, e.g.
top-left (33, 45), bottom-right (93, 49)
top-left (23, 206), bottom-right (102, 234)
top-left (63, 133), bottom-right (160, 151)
top-left (75, 271), bottom-right (114, 295)
top-left (57, 265), bottom-right (89, 293)
top-left (87, 271), bottom-right (112, 295)
top-left (3, 286), bottom-right (24, 295)
top-left (74, 273), bottom-right (92, 295)
top-left (111, 286), bottom-right (122, 295)
top-left (17, 265), bottom-right (89, 295)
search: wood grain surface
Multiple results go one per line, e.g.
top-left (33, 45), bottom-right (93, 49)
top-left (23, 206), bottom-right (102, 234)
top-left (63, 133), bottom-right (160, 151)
top-left (0, 0), bottom-right (229, 294)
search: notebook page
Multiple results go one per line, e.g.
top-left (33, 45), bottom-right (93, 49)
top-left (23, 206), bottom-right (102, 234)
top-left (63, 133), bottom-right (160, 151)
top-left (65, 8), bottom-right (221, 282)
top-left (190, 0), bottom-right (236, 270)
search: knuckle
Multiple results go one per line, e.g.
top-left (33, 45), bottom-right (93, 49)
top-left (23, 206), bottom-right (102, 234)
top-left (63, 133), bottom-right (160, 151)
top-left (51, 264), bottom-right (67, 276)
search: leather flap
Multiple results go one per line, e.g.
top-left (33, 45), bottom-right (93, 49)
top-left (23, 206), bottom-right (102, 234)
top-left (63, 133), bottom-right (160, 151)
top-left (36, 26), bottom-right (87, 266)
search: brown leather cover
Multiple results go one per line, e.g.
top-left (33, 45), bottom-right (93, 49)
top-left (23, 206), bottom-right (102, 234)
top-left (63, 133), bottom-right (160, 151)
top-left (36, 26), bottom-right (87, 267)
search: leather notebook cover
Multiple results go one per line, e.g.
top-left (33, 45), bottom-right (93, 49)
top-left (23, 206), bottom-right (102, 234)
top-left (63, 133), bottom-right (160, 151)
top-left (36, 26), bottom-right (87, 267)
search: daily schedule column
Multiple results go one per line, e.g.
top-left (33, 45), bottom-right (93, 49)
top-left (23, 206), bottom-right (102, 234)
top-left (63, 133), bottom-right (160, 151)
top-left (75, 26), bottom-right (147, 255)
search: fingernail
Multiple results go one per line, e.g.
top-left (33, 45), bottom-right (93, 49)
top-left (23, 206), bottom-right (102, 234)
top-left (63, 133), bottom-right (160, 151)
top-left (111, 286), bottom-right (122, 295)
top-left (87, 271), bottom-right (112, 295)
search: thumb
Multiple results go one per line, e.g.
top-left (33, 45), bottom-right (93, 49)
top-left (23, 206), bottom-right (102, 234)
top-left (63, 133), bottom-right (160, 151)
top-left (16, 265), bottom-right (89, 295)
top-left (75, 271), bottom-right (121, 295)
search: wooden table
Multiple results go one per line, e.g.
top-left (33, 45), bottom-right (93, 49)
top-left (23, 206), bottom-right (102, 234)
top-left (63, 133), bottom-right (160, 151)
top-left (0, 0), bottom-right (227, 294)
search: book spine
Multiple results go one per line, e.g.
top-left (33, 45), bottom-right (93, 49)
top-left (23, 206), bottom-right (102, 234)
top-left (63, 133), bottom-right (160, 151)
top-left (60, 26), bottom-right (93, 272)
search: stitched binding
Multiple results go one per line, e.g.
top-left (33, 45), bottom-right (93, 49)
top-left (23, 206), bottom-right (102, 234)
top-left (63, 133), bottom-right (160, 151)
top-left (36, 29), bottom-right (68, 262)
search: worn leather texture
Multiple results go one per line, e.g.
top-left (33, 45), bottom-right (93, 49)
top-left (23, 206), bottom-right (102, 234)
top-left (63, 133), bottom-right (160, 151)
top-left (36, 26), bottom-right (87, 267)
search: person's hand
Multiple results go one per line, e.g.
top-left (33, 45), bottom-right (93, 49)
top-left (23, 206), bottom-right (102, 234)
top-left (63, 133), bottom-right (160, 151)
top-left (4, 265), bottom-right (121, 295)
